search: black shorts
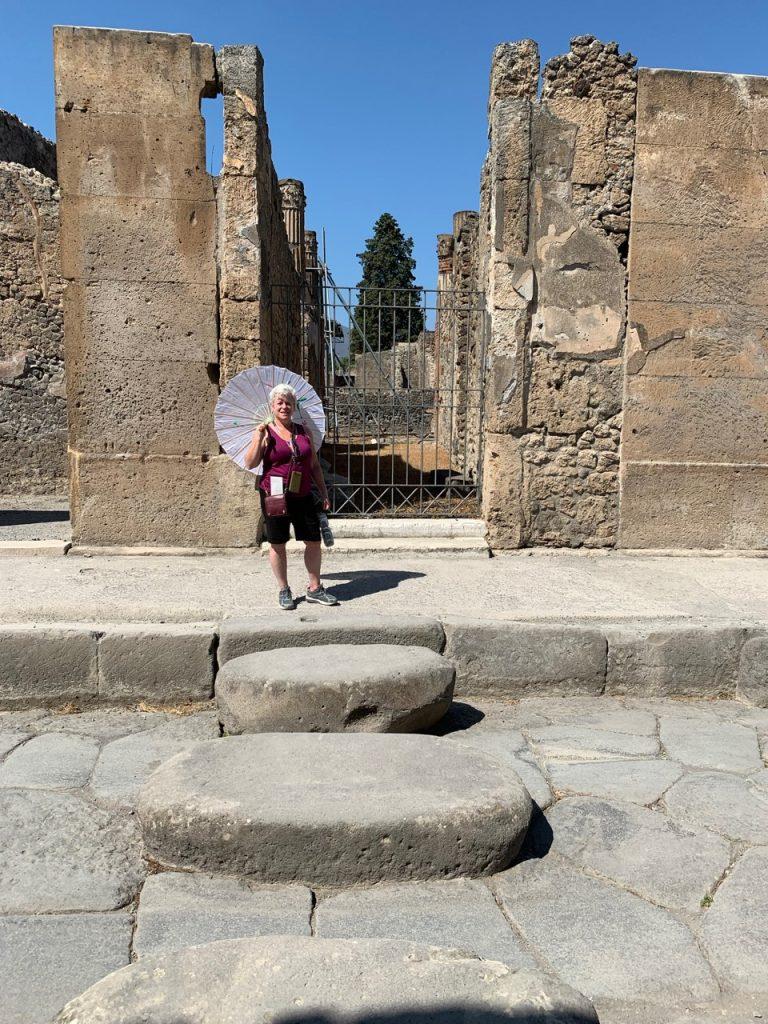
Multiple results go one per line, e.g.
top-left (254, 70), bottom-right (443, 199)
top-left (260, 491), bottom-right (321, 545)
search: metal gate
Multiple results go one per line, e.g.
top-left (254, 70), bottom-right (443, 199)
top-left (272, 271), bottom-right (488, 517)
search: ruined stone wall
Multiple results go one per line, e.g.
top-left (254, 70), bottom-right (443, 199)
top-left (217, 48), bottom-right (303, 385)
top-left (0, 114), bottom-right (66, 495)
top-left (480, 36), bottom-right (636, 547)
top-left (620, 69), bottom-right (768, 548)
top-left (54, 27), bottom-right (258, 546)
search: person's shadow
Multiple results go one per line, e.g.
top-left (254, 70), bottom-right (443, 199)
top-left (320, 569), bottom-right (425, 601)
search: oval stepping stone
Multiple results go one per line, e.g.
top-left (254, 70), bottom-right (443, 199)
top-left (55, 936), bottom-right (598, 1024)
top-left (138, 734), bottom-right (532, 885)
top-left (216, 644), bottom-right (455, 734)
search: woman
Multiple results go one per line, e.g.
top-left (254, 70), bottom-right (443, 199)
top-left (244, 384), bottom-right (338, 611)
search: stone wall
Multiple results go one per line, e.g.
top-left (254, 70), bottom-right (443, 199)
top-left (620, 69), bottom-right (768, 549)
top-left (479, 36), bottom-right (636, 548)
top-left (0, 114), bottom-right (66, 494)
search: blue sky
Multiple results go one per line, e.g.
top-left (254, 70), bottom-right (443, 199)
top-left (2, 0), bottom-right (766, 287)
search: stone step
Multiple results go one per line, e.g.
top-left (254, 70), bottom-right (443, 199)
top-left (138, 733), bottom-right (532, 886)
top-left (262, 536), bottom-right (490, 556)
top-left (217, 643), bottom-right (455, 734)
top-left (57, 936), bottom-right (598, 1024)
top-left (329, 517), bottom-right (485, 538)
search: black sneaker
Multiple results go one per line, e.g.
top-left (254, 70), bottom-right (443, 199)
top-left (278, 587), bottom-right (296, 611)
top-left (305, 584), bottom-right (338, 607)
top-left (318, 512), bottom-right (335, 548)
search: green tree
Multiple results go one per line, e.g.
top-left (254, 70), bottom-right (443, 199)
top-left (350, 213), bottom-right (424, 355)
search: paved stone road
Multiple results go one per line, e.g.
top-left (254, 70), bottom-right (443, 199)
top-left (1, 696), bottom-right (767, 1023)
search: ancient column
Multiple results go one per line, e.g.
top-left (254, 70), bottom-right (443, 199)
top-left (279, 179), bottom-right (306, 275)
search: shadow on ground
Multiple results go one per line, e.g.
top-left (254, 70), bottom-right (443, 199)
top-left (321, 569), bottom-right (426, 601)
top-left (0, 509), bottom-right (69, 526)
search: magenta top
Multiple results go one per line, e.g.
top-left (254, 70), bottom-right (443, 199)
top-left (259, 424), bottom-right (313, 498)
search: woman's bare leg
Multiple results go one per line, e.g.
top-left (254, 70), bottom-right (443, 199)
top-left (304, 541), bottom-right (322, 591)
top-left (269, 543), bottom-right (289, 590)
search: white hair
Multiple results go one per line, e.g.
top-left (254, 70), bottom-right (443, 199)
top-left (269, 383), bottom-right (297, 406)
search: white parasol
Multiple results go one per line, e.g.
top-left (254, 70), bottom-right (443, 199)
top-left (214, 366), bottom-right (326, 475)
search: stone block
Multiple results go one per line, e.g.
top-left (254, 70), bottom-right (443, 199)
top-left (54, 27), bottom-right (216, 117)
top-left (2, 912), bottom-right (131, 1024)
top-left (491, 97), bottom-right (531, 182)
top-left (635, 68), bottom-right (765, 151)
top-left (64, 280), bottom-right (218, 363)
top-left (56, 110), bottom-right (213, 200)
top-left (0, 788), bottom-right (144, 912)
top-left (627, 299), bottom-right (768, 380)
top-left (606, 625), bottom-right (745, 697)
top-left (659, 717), bottom-right (762, 774)
top-left (219, 296), bottom-right (263, 343)
top-left (138, 734), bottom-right (532, 884)
top-left (221, 94), bottom-right (263, 178)
top-left (619, 463), bottom-right (768, 549)
top-left (444, 620), bottom-right (607, 697)
top-left (480, 433), bottom-right (525, 548)
top-left (0, 625), bottom-right (99, 707)
top-left (546, 96), bottom-right (608, 185)
top-left (99, 625), bottom-right (215, 704)
top-left (217, 614), bottom-right (445, 664)
top-left (525, 724), bottom-right (659, 762)
top-left (0, 732), bottom-right (99, 788)
top-left (547, 760), bottom-right (684, 806)
top-left (316, 879), bottom-right (535, 967)
top-left (623, 374), bottom-right (768, 464)
top-left (216, 644), bottom-right (454, 734)
top-left (59, 195), bottom-right (217, 285)
top-left (134, 873), bottom-right (311, 957)
top-left (664, 771), bottom-right (768, 845)
top-left (69, 453), bottom-right (260, 548)
top-left (737, 635), bottom-right (768, 706)
top-left (57, 936), bottom-right (598, 1024)
top-left (217, 174), bottom-right (263, 300)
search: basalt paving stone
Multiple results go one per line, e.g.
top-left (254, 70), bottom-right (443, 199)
top-left (516, 698), bottom-right (658, 736)
top-left (32, 708), bottom-right (189, 741)
top-left (428, 700), bottom-right (549, 735)
top-left (546, 796), bottom-right (732, 913)
top-left (315, 879), bottom-right (537, 968)
top-left (0, 731), bottom-right (30, 759)
top-left (138, 734), bottom-right (532, 885)
top-left (664, 771), bottom-right (768, 844)
top-left (0, 732), bottom-right (99, 789)
top-left (216, 644), bottom-right (455, 734)
top-left (701, 847), bottom-right (768, 993)
top-left (1, 911), bottom-right (131, 1024)
top-left (547, 759), bottom-right (685, 805)
top-left (445, 729), bottom-right (553, 808)
top-left (659, 718), bottom-right (763, 775)
top-left (90, 712), bottom-right (220, 807)
top-left (0, 789), bottom-right (145, 912)
top-left (55, 936), bottom-right (599, 1024)
top-left (524, 724), bottom-right (660, 762)
top-left (134, 873), bottom-right (312, 957)
top-left (749, 767), bottom-right (768, 792)
top-left (492, 858), bottom-right (718, 1003)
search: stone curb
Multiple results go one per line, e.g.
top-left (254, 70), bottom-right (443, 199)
top-left (1, 617), bottom-right (766, 708)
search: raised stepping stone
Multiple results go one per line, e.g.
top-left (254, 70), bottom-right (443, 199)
top-left (217, 644), bottom-right (455, 734)
top-left (55, 936), bottom-right (598, 1024)
top-left (138, 734), bottom-right (532, 885)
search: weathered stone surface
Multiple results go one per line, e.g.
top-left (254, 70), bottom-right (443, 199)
top-left (138, 734), bottom-right (532, 884)
top-left (525, 724), bottom-right (659, 761)
top-left (444, 621), bottom-right (606, 697)
top-left (659, 717), bottom-right (762, 774)
top-left (2, 911), bottom-right (131, 1024)
top-left (91, 713), bottom-right (220, 807)
top-left (0, 731), bottom-right (99, 788)
top-left (522, 697), bottom-right (657, 736)
top-left (316, 879), bottom-right (535, 967)
top-left (56, 936), bottom-right (598, 1024)
top-left (701, 847), bottom-right (768, 993)
top-left (481, 433), bottom-right (525, 548)
top-left (664, 771), bottom-right (768, 844)
top-left (134, 873), bottom-right (312, 957)
top-left (737, 635), bottom-right (768, 706)
top-left (218, 614), bottom-right (445, 664)
top-left (33, 708), bottom-right (178, 741)
top-left (447, 729), bottom-right (553, 808)
top-left (0, 625), bottom-right (99, 707)
top-left (0, 789), bottom-right (144, 911)
top-left (99, 625), bottom-right (215, 703)
top-left (217, 644), bottom-right (454, 734)
top-left (0, 731), bottom-right (30, 758)
top-left (547, 796), bottom-right (731, 912)
top-left (548, 759), bottom-right (684, 805)
top-left (493, 859), bottom-right (717, 1002)
top-left (606, 625), bottom-right (744, 697)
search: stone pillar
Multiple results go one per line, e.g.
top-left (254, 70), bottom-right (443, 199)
top-left (54, 27), bottom-right (258, 547)
top-left (302, 228), bottom-right (324, 394)
top-left (279, 179), bottom-right (306, 275)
